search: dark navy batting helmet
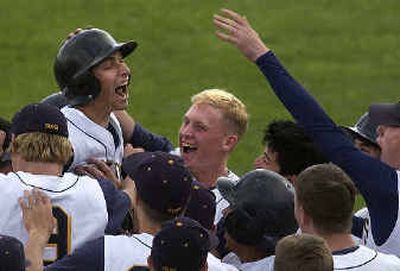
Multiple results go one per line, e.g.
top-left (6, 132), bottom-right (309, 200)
top-left (343, 112), bottom-right (378, 146)
top-left (54, 28), bottom-right (137, 106)
top-left (217, 169), bottom-right (297, 255)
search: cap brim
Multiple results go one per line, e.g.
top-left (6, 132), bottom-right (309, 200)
top-left (342, 126), bottom-right (376, 145)
top-left (216, 177), bottom-right (236, 205)
top-left (369, 103), bottom-right (400, 126)
top-left (118, 41), bottom-right (137, 58)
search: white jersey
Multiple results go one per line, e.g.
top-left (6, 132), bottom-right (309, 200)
top-left (363, 171), bottom-right (400, 256)
top-left (353, 207), bottom-right (369, 245)
top-left (333, 245), bottom-right (400, 270)
top-left (0, 171), bottom-right (108, 264)
top-left (213, 170), bottom-right (239, 224)
top-left (61, 107), bottom-right (124, 171)
top-left (104, 233), bottom-right (239, 271)
top-left (222, 252), bottom-right (274, 271)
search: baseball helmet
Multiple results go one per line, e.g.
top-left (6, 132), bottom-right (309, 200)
top-left (217, 169), bottom-right (297, 254)
top-left (343, 112), bottom-right (378, 146)
top-left (54, 28), bottom-right (137, 106)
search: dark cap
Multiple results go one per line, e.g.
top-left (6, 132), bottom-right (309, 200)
top-left (11, 103), bottom-right (68, 138)
top-left (185, 181), bottom-right (216, 230)
top-left (0, 235), bottom-right (30, 271)
top-left (369, 102), bottom-right (400, 127)
top-left (122, 151), bottom-right (193, 216)
top-left (343, 112), bottom-right (378, 145)
top-left (151, 217), bottom-right (211, 271)
top-left (217, 169), bottom-right (297, 253)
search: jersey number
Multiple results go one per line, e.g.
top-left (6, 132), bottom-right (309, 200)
top-left (44, 206), bottom-right (71, 265)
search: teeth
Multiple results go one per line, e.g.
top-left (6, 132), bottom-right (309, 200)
top-left (182, 143), bottom-right (197, 153)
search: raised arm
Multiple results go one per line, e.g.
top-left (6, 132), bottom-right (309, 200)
top-left (213, 8), bottom-right (399, 247)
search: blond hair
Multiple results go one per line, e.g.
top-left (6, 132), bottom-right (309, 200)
top-left (13, 132), bottom-right (73, 165)
top-left (191, 89), bottom-right (248, 138)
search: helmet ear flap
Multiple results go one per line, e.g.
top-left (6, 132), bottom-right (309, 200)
top-left (63, 71), bottom-right (101, 106)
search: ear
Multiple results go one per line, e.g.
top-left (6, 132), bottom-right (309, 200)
top-left (222, 134), bottom-right (238, 152)
top-left (10, 134), bottom-right (16, 153)
top-left (201, 261), bottom-right (208, 271)
top-left (147, 256), bottom-right (154, 270)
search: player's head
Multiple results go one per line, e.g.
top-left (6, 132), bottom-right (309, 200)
top-left (254, 120), bottom-right (327, 183)
top-left (10, 103), bottom-right (72, 166)
top-left (148, 217), bottom-right (212, 271)
top-left (274, 233), bottom-right (333, 271)
top-left (295, 163), bottom-right (356, 235)
top-left (218, 169), bottom-right (297, 256)
top-left (179, 89), bottom-right (248, 176)
top-left (369, 102), bottom-right (400, 168)
top-left (122, 151), bottom-right (193, 225)
top-left (0, 234), bottom-right (30, 271)
top-left (184, 181), bottom-right (217, 231)
top-left (54, 28), bottom-right (137, 109)
top-left (342, 112), bottom-right (380, 159)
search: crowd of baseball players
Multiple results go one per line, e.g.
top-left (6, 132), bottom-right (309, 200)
top-left (1, 8), bottom-right (400, 271)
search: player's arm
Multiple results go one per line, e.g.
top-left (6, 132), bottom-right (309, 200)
top-left (213, 8), bottom-right (398, 246)
top-left (45, 237), bottom-right (104, 271)
top-left (114, 110), bottom-right (174, 152)
top-left (20, 189), bottom-right (56, 271)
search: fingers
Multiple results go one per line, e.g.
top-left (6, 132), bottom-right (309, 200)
top-left (213, 14), bottom-right (240, 33)
top-left (215, 31), bottom-right (238, 44)
top-left (124, 144), bottom-right (144, 157)
top-left (220, 8), bottom-right (248, 26)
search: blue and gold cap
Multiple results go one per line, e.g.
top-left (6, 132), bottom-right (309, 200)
top-left (11, 103), bottom-right (68, 138)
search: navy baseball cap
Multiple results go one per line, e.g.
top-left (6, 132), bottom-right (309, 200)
top-left (11, 103), bottom-right (68, 138)
top-left (122, 151), bottom-right (193, 216)
top-left (369, 102), bottom-right (400, 127)
top-left (342, 112), bottom-right (378, 146)
top-left (185, 181), bottom-right (216, 231)
top-left (151, 217), bottom-right (211, 271)
top-left (217, 169), bottom-right (297, 253)
top-left (0, 235), bottom-right (30, 271)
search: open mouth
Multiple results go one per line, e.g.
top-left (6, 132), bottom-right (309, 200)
top-left (182, 143), bottom-right (198, 153)
top-left (115, 83), bottom-right (129, 96)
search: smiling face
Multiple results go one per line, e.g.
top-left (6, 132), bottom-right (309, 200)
top-left (91, 51), bottom-right (131, 112)
top-left (178, 103), bottom-right (233, 174)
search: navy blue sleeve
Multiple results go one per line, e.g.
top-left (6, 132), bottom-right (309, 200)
top-left (97, 178), bottom-right (131, 234)
top-left (256, 51), bottom-right (399, 246)
top-left (352, 216), bottom-right (366, 239)
top-left (130, 123), bottom-right (174, 152)
top-left (45, 237), bottom-right (104, 271)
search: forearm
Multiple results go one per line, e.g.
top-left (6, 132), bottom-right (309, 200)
top-left (256, 51), bottom-right (399, 245)
top-left (25, 232), bottom-right (47, 271)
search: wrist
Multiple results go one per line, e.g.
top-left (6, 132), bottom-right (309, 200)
top-left (28, 230), bottom-right (50, 246)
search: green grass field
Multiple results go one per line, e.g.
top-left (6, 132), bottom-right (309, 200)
top-left (1, 0), bottom-right (399, 209)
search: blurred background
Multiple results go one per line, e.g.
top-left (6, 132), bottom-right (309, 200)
top-left (0, 0), bottom-right (399, 187)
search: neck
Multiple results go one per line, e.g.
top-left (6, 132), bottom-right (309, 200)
top-left (191, 161), bottom-right (229, 188)
top-left (318, 232), bottom-right (356, 252)
top-left (136, 208), bottom-right (162, 235)
top-left (76, 103), bottom-right (111, 127)
top-left (12, 158), bottom-right (63, 176)
top-left (233, 244), bottom-right (269, 263)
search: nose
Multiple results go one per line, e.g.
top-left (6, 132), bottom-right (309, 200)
top-left (119, 62), bottom-right (131, 80)
top-left (179, 123), bottom-right (193, 139)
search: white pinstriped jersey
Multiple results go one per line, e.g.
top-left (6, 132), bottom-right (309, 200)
top-left (361, 171), bottom-right (400, 256)
top-left (104, 233), bottom-right (239, 271)
top-left (0, 171), bottom-right (108, 263)
top-left (61, 107), bottom-right (124, 172)
top-left (222, 252), bottom-right (274, 271)
top-left (213, 170), bottom-right (239, 224)
top-left (333, 245), bottom-right (400, 270)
